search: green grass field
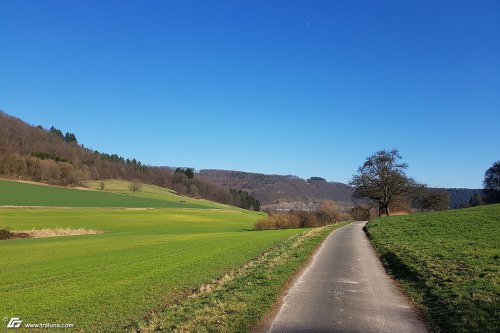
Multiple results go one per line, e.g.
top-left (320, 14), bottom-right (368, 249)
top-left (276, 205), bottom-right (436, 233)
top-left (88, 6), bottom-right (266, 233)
top-left (84, 179), bottom-right (233, 210)
top-left (0, 179), bottom-right (224, 209)
top-left (0, 207), bottom-right (306, 332)
top-left (137, 222), bottom-right (351, 332)
top-left (366, 204), bottom-right (500, 333)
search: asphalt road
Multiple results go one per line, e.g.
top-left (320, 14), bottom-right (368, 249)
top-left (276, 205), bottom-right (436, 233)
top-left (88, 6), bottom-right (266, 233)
top-left (266, 221), bottom-right (428, 333)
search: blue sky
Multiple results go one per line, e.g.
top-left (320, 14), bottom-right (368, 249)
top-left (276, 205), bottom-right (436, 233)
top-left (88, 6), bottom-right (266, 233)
top-left (1, 0), bottom-right (499, 188)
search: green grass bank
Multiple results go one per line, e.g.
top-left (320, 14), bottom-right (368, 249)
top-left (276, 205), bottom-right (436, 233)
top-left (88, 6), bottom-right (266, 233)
top-left (366, 204), bottom-right (500, 333)
top-left (0, 179), bottom-right (223, 209)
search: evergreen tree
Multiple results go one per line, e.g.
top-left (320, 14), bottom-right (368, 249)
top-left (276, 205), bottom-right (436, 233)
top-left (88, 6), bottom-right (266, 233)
top-left (64, 132), bottom-right (77, 143)
top-left (469, 193), bottom-right (483, 207)
top-left (49, 126), bottom-right (64, 140)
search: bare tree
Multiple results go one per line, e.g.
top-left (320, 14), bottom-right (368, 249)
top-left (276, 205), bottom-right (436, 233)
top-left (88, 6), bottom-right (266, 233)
top-left (316, 200), bottom-right (340, 224)
top-left (129, 180), bottom-right (143, 192)
top-left (483, 161), bottom-right (500, 204)
top-left (389, 195), bottom-right (411, 213)
top-left (483, 161), bottom-right (500, 191)
top-left (349, 149), bottom-right (417, 216)
top-left (412, 186), bottom-right (450, 212)
top-left (350, 205), bottom-right (372, 221)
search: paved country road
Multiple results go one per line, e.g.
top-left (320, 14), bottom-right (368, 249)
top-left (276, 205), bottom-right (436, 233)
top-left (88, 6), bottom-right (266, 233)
top-left (266, 221), bottom-right (428, 333)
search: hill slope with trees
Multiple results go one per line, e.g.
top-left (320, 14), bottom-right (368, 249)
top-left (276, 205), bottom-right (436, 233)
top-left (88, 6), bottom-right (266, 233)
top-left (199, 169), bottom-right (359, 210)
top-left (0, 111), bottom-right (259, 210)
top-left (199, 171), bottom-right (482, 212)
top-left (440, 188), bottom-right (483, 209)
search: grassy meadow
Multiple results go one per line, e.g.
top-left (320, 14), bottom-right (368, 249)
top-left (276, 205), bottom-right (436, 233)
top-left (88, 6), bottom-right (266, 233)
top-left (366, 204), bottom-right (500, 333)
top-left (0, 180), bottom-right (323, 332)
top-left (84, 179), bottom-right (234, 210)
top-left (0, 207), bottom-right (308, 332)
top-left (0, 179), bottom-right (224, 209)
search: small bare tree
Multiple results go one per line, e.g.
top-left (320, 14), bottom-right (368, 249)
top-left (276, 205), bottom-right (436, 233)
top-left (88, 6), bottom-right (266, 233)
top-left (316, 200), bottom-right (340, 224)
top-left (350, 205), bottom-right (372, 221)
top-left (129, 180), bottom-right (143, 192)
top-left (412, 186), bottom-right (450, 212)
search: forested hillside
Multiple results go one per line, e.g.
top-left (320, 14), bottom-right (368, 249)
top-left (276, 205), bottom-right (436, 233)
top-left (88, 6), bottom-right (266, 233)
top-left (199, 170), bottom-right (483, 211)
top-left (441, 188), bottom-right (483, 209)
top-left (0, 111), bottom-right (259, 210)
top-left (199, 169), bottom-right (359, 210)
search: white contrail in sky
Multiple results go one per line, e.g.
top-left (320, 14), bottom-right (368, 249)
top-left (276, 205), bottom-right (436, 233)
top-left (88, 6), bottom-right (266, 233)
top-left (306, 21), bottom-right (310, 31)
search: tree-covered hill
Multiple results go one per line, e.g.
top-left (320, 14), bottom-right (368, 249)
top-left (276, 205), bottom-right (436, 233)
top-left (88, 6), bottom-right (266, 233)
top-left (440, 188), bottom-right (483, 209)
top-left (199, 169), bottom-right (483, 211)
top-left (199, 169), bottom-right (359, 210)
top-left (0, 111), bottom-right (259, 210)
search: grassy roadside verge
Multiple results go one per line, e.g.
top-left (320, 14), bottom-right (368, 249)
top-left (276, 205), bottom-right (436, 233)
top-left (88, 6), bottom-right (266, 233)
top-left (133, 221), bottom-right (351, 333)
top-left (365, 205), bottom-right (500, 333)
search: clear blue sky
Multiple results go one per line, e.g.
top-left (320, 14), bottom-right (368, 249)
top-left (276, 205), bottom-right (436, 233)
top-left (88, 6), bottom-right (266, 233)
top-left (1, 0), bottom-right (499, 188)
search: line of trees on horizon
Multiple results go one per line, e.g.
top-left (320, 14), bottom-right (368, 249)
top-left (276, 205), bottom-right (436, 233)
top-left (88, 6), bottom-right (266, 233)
top-left (466, 160), bottom-right (500, 207)
top-left (349, 149), bottom-right (500, 216)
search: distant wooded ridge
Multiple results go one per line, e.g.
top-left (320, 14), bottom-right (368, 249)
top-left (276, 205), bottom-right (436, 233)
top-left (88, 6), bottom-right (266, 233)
top-left (199, 169), bottom-right (357, 211)
top-left (198, 169), bottom-right (481, 210)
